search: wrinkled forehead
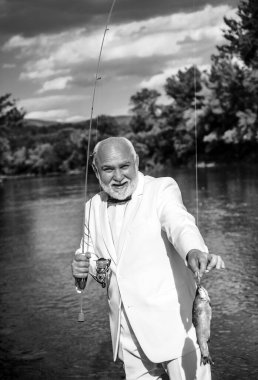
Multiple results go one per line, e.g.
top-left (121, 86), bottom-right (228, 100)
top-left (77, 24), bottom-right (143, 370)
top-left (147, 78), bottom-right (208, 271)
top-left (95, 141), bottom-right (134, 166)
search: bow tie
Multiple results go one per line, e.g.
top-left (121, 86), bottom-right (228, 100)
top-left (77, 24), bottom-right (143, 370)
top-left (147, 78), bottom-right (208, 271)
top-left (107, 195), bottom-right (132, 205)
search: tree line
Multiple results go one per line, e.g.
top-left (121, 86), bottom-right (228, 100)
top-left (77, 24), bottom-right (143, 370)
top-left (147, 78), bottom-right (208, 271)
top-left (0, 0), bottom-right (257, 175)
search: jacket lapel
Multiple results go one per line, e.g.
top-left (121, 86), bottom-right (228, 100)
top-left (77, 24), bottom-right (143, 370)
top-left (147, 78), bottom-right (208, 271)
top-left (99, 193), bottom-right (118, 264)
top-left (116, 172), bottom-right (144, 261)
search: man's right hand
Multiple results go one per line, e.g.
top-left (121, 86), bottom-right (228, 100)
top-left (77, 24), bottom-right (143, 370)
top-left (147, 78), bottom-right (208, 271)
top-left (71, 252), bottom-right (91, 278)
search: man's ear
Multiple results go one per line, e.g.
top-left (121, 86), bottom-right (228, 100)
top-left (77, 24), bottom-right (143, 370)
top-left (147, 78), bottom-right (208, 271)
top-left (136, 154), bottom-right (139, 168)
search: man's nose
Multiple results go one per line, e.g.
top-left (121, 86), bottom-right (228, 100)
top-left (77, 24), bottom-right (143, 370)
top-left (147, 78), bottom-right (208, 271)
top-left (113, 169), bottom-right (123, 181)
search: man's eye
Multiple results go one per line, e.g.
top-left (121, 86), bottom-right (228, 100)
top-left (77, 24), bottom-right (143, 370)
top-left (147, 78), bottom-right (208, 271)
top-left (121, 165), bottom-right (129, 169)
top-left (103, 168), bottom-right (113, 172)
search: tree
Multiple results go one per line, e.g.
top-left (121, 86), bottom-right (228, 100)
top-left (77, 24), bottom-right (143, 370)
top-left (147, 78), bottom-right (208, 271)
top-left (218, 0), bottom-right (258, 68)
top-left (128, 88), bottom-right (165, 169)
top-left (0, 94), bottom-right (25, 135)
top-left (95, 115), bottom-right (120, 139)
top-left (129, 88), bottom-right (161, 134)
top-left (163, 66), bottom-right (203, 164)
top-left (0, 137), bottom-right (12, 174)
top-left (0, 94), bottom-right (25, 173)
top-left (27, 143), bottom-right (59, 174)
top-left (205, 0), bottom-right (258, 161)
top-left (194, 54), bottom-right (258, 161)
top-left (165, 66), bottom-right (202, 109)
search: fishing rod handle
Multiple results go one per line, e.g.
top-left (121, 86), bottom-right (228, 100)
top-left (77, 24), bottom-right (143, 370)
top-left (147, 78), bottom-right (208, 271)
top-left (75, 276), bottom-right (88, 292)
top-left (74, 251), bottom-right (90, 292)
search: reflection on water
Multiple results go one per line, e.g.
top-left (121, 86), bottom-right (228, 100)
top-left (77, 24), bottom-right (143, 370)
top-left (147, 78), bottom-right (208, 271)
top-left (0, 167), bottom-right (257, 379)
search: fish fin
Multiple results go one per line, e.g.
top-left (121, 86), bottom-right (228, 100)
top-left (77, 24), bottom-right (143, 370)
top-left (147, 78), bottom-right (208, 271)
top-left (201, 354), bottom-right (214, 366)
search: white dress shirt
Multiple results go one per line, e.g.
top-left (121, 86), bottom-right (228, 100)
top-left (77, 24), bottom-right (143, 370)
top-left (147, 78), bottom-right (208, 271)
top-left (107, 202), bottom-right (129, 255)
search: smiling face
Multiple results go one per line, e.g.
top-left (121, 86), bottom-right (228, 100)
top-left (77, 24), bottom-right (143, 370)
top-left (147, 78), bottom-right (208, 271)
top-left (93, 138), bottom-right (139, 200)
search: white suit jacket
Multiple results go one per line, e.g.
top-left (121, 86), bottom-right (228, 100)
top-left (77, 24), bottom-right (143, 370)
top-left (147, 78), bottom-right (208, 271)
top-left (78, 172), bottom-right (208, 363)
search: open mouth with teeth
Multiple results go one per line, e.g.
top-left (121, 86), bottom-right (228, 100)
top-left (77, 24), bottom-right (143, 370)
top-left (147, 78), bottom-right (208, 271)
top-left (112, 182), bottom-right (128, 191)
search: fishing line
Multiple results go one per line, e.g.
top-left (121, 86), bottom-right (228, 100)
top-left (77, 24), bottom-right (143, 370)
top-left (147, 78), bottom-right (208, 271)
top-left (193, 63), bottom-right (199, 227)
top-left (192, 0), bottom-right (199, 227)
top-left (76, 0), bottom-right (117, 322)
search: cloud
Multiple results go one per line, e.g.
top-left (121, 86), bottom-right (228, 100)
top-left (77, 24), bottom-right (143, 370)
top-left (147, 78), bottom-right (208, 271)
top-left (0, 0), bottom-right (108, 37)
top-left (22, 93), bottom-right (89, 121)
top-left (140, 64), bottom-right (210, 89)
top-left (138, 5), bottom-right (236, 91)
top-left (64, 115), bottom-right (86, 123)
top-left (4, 4), bottom-right (236, 89)
top-left (3, 34), bottom-right (37, 50)
top-left (19, 94), bottom-right (86, 112)
top-left (2, 2), bottom-right (239, 119)
top-left (6, 28), bottom-right (99, 81)
top-left (0, 0), bottom-right (239, 37)
top-left (25, 109), bottom-right (69, 121)
top-left (37, 76), bottom-right (73, 93)
top-left (25, 109), bottom-right (86, 122)
top-left (20, 67), bottom-right (69, 80)
top-left (140, 68), bottom-right (179, 89)
top-left (2, 62), bottom-right (15, 68)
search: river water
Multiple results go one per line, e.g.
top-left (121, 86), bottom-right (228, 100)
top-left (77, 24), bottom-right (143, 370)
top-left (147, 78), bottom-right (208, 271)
top-left (0, 166), bottom-right (257, 380)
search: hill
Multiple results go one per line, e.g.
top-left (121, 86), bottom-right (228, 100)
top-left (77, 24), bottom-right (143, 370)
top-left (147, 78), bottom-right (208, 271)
top-left (8, 114), bottom-right (132, 151)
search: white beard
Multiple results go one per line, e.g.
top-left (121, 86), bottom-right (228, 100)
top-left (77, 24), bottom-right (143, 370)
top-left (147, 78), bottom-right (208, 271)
top-left (98, 171), bottom-right (138, 200)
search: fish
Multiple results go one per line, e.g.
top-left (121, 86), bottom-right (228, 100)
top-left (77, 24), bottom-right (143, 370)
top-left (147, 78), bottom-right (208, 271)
top-left (192, 285), bottom-right (214, 365)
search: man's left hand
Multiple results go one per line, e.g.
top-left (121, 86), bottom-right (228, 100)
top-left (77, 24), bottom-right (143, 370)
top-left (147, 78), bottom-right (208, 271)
top-left (186, 249), bottom-right (225, 278)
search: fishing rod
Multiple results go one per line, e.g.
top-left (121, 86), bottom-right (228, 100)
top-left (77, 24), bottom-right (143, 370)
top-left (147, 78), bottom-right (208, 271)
top-left (75, 0), bottom-right (117, 322)
top-left (74, 0), bottom-right (200, 323)
top-left (192, 0), bottom-right (199, 228)
top-left (193, 63), bottom-right (199, 227)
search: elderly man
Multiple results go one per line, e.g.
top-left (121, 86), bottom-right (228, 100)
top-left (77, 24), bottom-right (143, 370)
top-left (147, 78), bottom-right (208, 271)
top-left (72, 137), bottom-right (225, 380)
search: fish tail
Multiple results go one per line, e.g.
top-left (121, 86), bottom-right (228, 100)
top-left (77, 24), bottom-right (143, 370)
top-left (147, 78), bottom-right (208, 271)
top-left (201, 353), bottom-right (214, 366)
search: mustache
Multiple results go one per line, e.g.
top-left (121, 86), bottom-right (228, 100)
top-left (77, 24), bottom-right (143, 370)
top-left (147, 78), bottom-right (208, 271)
top-left (98, 177), bottom-right (137, 200)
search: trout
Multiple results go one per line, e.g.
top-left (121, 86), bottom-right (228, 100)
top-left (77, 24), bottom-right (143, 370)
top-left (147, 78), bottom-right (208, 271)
top-left (192, 285), bottom-right (214, 365)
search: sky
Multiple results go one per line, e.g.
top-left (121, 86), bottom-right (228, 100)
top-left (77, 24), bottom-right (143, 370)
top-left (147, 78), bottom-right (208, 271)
top-left (0, 0), bottom-right (239, 122)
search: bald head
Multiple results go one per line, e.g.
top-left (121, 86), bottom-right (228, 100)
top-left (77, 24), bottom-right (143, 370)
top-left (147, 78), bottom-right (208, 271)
top-left (92, 137), bottom-right (137, 166)
top-left (92, 137), bottom-right (139, 200)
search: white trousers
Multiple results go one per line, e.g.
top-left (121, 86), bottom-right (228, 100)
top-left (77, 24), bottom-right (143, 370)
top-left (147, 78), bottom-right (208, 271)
top-left (118, 308), bottom-right (211, 380)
